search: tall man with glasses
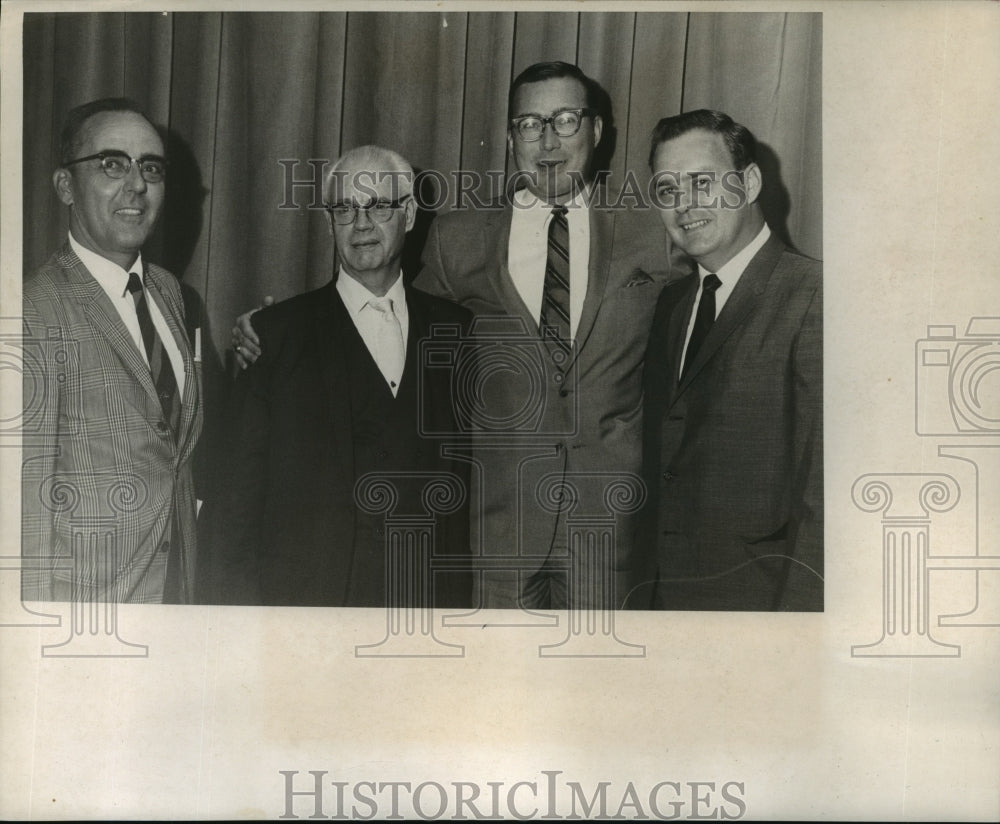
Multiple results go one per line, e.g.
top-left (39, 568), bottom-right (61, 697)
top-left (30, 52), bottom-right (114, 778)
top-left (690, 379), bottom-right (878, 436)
top-left (199, 145), bottom-right (472, 607)
top-left (22, 97), bottom-right (203, 603)
top-left (412, 61), bottom-right (676, 610)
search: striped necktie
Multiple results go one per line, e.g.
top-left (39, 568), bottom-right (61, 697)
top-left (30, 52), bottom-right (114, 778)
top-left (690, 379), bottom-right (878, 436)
top-left (540, 205), bottom-right (571, 356)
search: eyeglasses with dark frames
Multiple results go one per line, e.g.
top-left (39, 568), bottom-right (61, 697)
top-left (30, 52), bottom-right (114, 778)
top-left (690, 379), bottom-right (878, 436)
top-left (324, 196), bottom-right (412, 225)
top-left (509, 108), bottom-right (596, 142)
top-left (62, 150), bottom-right (168, 183)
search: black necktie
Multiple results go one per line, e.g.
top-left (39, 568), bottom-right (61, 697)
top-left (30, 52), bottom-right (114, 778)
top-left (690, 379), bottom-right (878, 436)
top-left (126, 271), bottom-right (181, 437)
top-left (540, 205), bottom-right (571, 356)
top-left (682, 273), bottom-right (722, 378)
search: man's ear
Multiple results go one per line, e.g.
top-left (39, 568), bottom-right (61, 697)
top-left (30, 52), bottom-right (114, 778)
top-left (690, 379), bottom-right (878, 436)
top-left (53, 168), bottom-right (74, 206)
top-left (592, 114), bottom-right (604, 148)
top-left (323, 207), bottom-right (335, 236)
top-left (506, 129), bottom-right (514, 158)
top-left (742, 162), bottom-right (763, 205)
top-left (403, 195), bottom-right (418, 232)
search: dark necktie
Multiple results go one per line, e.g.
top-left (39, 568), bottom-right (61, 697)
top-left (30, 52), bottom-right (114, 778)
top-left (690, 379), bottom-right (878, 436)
top-left (540, 205), bottom-right (571, 356)
top-left (682, 273), bottom-right (722, 378)
top-left (126, 271), bottom-right (181, 437)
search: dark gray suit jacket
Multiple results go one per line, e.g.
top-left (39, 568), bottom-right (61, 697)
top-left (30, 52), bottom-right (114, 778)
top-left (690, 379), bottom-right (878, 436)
top-left (642, 233), bottom-right (823, 610)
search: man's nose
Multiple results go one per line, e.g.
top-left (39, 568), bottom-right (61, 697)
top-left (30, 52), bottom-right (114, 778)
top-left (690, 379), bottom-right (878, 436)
top-left (122, 161), bottom-right (148, 193)
top-left (540, 121), bottom-right (561, 151)
top-left (353, 206), bottom-right (374, 228)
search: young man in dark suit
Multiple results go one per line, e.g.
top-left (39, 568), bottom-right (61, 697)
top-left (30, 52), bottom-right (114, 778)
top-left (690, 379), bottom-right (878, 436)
top-left (642, 109), bottom-right (823, 611)
top-left (201, 146), bottom-right (471, 607)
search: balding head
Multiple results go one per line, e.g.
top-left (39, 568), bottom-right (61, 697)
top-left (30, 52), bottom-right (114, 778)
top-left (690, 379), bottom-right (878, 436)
top-left (325, 144), bottom-right (414, 206)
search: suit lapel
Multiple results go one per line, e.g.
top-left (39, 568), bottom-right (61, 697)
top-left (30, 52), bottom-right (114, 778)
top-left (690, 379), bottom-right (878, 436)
top-left (322, 282), bottom-right (358, 484)
top-left (488, 206), bottom-right (540, 333)
top-left (144, 264), bottom-right (201, 459)
top-left (572, 203), bottom-right (613, 359)
top-left (665, 275), bottom-right (699, 396)
top-left (399, 284), bottom-right (426, 396)
top-left (58, 246), bottom-right (162, 409)
top-left (676, 234), bottom-right (785, 393)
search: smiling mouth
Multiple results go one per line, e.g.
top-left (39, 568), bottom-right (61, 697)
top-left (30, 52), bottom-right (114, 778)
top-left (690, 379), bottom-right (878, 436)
top-left (115, 208), bottom-right (144, 217)
top-left (680, 218), bottom-right (710, 232)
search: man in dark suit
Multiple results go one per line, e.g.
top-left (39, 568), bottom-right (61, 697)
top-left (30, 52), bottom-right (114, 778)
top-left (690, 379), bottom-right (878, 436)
top-left (412, 62), bottom-right (674, 610)
top-left (642, 109), bottom-right (823, 611)
top-left (201, 145), bottom-right (471, 607)
top-left (22, 97), bottom-right (203, 603)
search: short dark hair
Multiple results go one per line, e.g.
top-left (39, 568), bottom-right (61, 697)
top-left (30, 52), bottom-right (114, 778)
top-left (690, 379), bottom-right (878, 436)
top-left (59, 97), bottom-right (155, 166)
top-left (648, 109), bottom-right (758, 171)
top-left (507, 61), bottom-right (604, 123)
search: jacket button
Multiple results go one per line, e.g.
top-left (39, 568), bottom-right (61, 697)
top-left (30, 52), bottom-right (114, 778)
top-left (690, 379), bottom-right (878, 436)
top-left (156, 421), bottom-right (170, 433)
top-left (559, 388), bottom-right (568, 398)
top-left (160, 540), bottom-right (170, 554)
top-left (662, 471), bottom-right (675, 481)
top-left (553, 372), bottom-right (563, 383)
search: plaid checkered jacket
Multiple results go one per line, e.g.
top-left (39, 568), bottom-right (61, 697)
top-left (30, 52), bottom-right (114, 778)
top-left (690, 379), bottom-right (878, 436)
top-left (21, 243), bottom-right (203, 603)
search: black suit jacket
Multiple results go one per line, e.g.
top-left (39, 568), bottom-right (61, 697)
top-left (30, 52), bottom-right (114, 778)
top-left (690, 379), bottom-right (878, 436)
top-left (642, 233), bottom-right (823, 611)
top-left (200, 279), bottom-right (472, 606)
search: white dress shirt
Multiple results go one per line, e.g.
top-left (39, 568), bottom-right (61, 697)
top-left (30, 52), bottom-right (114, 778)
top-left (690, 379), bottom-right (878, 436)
top-left (69, 232), bottom-right (185, 396)
top-left (336, 269), bottom-right (409, 396)
top-left (507, 187), bottom-right (591, 340)
top-left (679, 223), bottom-right (772, 378)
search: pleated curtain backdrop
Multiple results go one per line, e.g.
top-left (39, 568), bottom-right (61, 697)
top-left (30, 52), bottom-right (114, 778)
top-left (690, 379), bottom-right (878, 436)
top-left (22, 10), bottom-right (821, 371)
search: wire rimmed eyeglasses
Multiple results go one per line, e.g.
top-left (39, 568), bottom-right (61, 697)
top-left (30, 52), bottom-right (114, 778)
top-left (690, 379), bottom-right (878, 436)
top-left (62, 150), bottom-right (167, 183)
top-left (324, 196), bottom-right (411, 225)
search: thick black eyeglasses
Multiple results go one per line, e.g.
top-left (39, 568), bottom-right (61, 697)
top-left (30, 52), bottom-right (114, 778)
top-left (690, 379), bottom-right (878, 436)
top-left (324, 196), bottom-right (411, 225)
top-left (63, 150), bottom-right (167, 183)
top-left (509, 108), bottom-right (596, 142)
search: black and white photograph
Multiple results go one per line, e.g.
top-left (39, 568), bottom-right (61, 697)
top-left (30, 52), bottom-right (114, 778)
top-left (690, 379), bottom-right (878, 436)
top-left (1, 1), bottom-right (997, 820)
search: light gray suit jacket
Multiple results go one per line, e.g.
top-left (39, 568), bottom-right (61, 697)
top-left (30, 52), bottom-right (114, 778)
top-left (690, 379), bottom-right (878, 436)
top-left (22, 243), bottom-right (202, 603)
top-left (414, 194), bottom-right (678, 606)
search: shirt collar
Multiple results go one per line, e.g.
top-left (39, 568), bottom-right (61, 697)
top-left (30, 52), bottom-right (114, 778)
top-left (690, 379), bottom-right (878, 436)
top-left (336, 267), bottom-right (405, 315)
top-left (68, 231), bottom-right (144, 296)
top-left (513, 185), bottom-right (591, 214)
top-left (698, 223), bottom-right (771, 282)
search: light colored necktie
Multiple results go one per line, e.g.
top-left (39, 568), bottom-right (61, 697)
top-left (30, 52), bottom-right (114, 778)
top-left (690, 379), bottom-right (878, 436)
top-left (368, 296), bottom-right (405, 395)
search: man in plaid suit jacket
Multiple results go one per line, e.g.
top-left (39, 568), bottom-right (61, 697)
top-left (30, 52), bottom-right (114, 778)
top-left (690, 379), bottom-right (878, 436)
top-left (21, 98), bottom-right (202, 603)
